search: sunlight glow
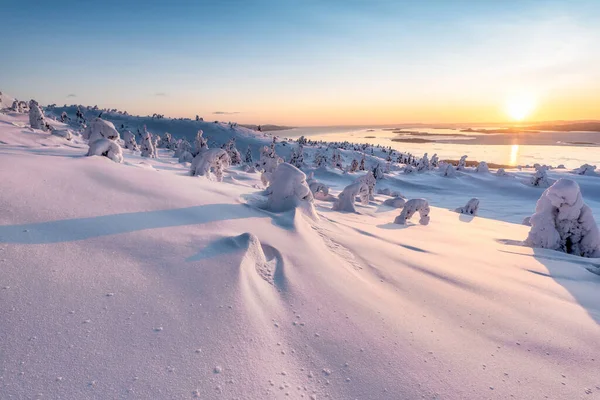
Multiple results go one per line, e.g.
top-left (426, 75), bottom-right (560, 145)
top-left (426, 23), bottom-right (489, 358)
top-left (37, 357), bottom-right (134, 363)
top-left (505, 95), bottom-right (536, 122)
top-left (509, 144), bottom-right (519, 166)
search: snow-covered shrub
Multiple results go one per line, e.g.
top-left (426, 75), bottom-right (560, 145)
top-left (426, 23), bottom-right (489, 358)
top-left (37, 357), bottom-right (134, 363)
top-left (159, 132), bottom-right (174, 149)
top-left (496, 168), bottom-right (508, 176)
top-left (11, 100), bottom-right (19, 112)
top-left (530, 165), bottom-right (550, 187)
top-left (573, 164), bottom-right (597, 176)
top-left (60, 111), bottom-right (69, 122)
top-left (373, 163), bottom-right (384, 180)
top-left (289, 145), bottom-right (304, 168)
top-left (457, 155), bottom-right (468, 171)
top-left (349, 159), bottom-right (359, 173)
top-left (193, 130), bottom-right (208, 156)
top-left (522, 216), bottom-right (532, 226)
top-left (140, 130), bottom-right (157, 158)
top-left (430, 153), bottom-right (439, 168)
top-left (417, 153), bottom-right (430, 172)
top-left (265, 163), bottom-right (314, 213)
top-left (331, 150), bottom-right (343, 170)
top-left (394, 199), bottom-right (430, 225)
top-left (475, 161), bottom-right (489, 173)
top-left (525, 178), bottom-right (600, 257)
top-left (314, 151), bottom-right (327, 168)
top-left (87, 138), bottom-right (123, 163)
top-left (440, 163), bottom-right (456, 177)
top-left (174, 139), bottom-right (192, 158)
top-left (245, 146), bottom-right (253, 164)
top-left (306, 173), bottom-right (329, 199)
top-left (190, 148), bottom-right (230, 181)
top-left (455, 198), bottom-right (480, 216)
top-left (332, 181), bottom-right (369, 213)
top-left (383, 197), bottom-right (406, 208)
top-left (359, 156), bottom-right (365, 171)
top-left (122, 130), bottom-right (138, 151)
top-left (82, 118), bottom-right (120, 142)
top-left (404, 164), bottom-right (415, 174)
top-left (222, 138), bottom-right (242, 165)
top-left (28, 100), bottom-right (48, 131)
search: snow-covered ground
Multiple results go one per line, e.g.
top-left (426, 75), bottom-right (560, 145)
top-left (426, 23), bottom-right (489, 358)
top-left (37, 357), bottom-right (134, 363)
top-left (1, 106), bottom-right (599, 399)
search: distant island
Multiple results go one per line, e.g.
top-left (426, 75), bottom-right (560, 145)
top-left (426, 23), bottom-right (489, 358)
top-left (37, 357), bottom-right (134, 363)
top-left (239, 124), bottom-right (294, 132)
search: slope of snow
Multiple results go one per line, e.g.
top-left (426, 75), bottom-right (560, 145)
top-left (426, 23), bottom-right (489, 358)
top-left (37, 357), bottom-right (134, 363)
top-left (1, 111), bottom-right (600, 399)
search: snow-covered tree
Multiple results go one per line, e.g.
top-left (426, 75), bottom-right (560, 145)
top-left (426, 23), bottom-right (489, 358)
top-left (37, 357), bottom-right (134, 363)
top-left (160, 132), bottom-right (174, 149)
top-left (60, 111), bottom-right (69, 123)
top-left (349, 159), bottom-right (359, 173)
top-left (306, 172), bottom-right (329, 199)
top-left (314, 151), bottom-right (327, 168)
top-left (87, 138), bottom-right (124, 163)
top-left (373, 163), bottom-right (384, 180)
top-left (404, 164), bottom-right (415, 174)
top-left (531, 165), bottom-right (550, 187)
top-left (258, 144), bottom-right (283, 186)
top-left (193, 130), bottom-right (208, 156)
top-left (190, 148), bottom-right (230, 181)
top-left (457, 155), bottom-right (468, 171)
top-left (289, 145), bottom-right (304, 168)
top-left (222, 138), bottom-right (242, 165)
top-left (455, 198), bottom-right (480, 216)
top-left (331, 150), bottom-right (343, 170)
top-left (82, 118), bottom-right (120, 142)
top-left (245, 146), bottom-right (253, 164)
top-left (496, 168), bottom-right (508, 176)
top-left (265, 163), bottom-right (315, 213)
top-left (174, 139), bottom-right (192, 158)
top-left (28, 100), bottom-right (48, 131)
top-left (475, 161), bottom-right (489, 173)
top-left (525, 178), bottom-right (600, 257)
top-left (140, 128), bottom-right (157, 158)
top-left (430, 153), bottom-right (439, 168)
top-left (573, 164), bottom-right (597, 175)
top-left (11, 100), bottom-right (19, 112)
top-left (122, 130), bottom-right (138, 151)
top-left (394, 199), bottom-right (430, 225)
top-left (437, 162), bottom-right (454, 177)
top-left (416, 153), bottom-right (430, 171)
top-left (359, 155), bottom-right (365, 171)
top-left (357, 171), bottom-right (376, 201)
top-left (332, 181), bottom-right (369, 213)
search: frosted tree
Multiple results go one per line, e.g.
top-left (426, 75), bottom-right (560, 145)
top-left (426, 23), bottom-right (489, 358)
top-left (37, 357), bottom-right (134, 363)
top-left (430, 153), bottom-right (439, 168)
top-left (289, 145), bottom-right (304, 168)
top-left (87, 139), bottom-right (124, 163)
top-left (332, 181), bottom-right (369, 213)
top-left (190, 148), bottom-right (230, 181)
top-left (193, 130), bottom-right (208, 156)
top-left (455, 198), bottom-right (480, 215)
top-left (475, 161), bottom-right (489, 173)
top-left (140, 128), bottom-right (157, 158)
top-left (28, 100), bottom-right (48, 131)
top-left (160, 132), bottom-right (174, 149)
top-left (573, 164), bottom-right (596, 175)
top-left (60, 111), bottom-right (69, 122)
top-left (525, 179), bottom-right (600, 257)
top-left (416, 153), bottom-right (430, 171)
top-left (258, 144), bottom-right (283, 186)
top-left (331, 150), bottom-right (343, 170)
top-left (530, 165), bottom-right (550, 187)
top-left (82, 118), bottom-right (120, 142)
top-left (373, 163), bottom-right (384, 180)
top-left (265, 163), bottom-right (315, 213)
top-left (314, 151), bottom-right (327, 168)
top-left (496, 168), bottom-right (508, 176)
top-left (357, 171), bottom-right (376, 200)
top-left (457, 155), bottom-right (468, 171)
top-left (306, 172), bottom-right (329, 199)
top-left (245, 146), bottom-right (253, 164)
top-left (122, 130), bottom-right (138, 151)
top-left (349, 159), bottom-right (359, 173)
top-left (359, 155), bottom-right (365, 171)
top-left (439, 162), bottom-right (456, 177)
top-left (222, 138), bottom-right (242, 165)
top-left (11, 100), bottom-right (19, 112)
top-left (394, 199), bottom-right (430, 225)
top-left (174, 139), bottom-right (192, 158)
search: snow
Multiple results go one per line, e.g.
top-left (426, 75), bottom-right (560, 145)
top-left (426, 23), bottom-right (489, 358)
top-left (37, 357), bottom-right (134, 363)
top-left (1, 106), bottom-right (600, 400)
top-left (87, 137), bottom-right (124, 163)
top-left (265, 162), bottom-right (315, 214)
top-left (190, 147), bottom-right (230, 181)
top-left (455, 198), bottom-right (480, 216)
top-left (394, 198), bottom-right (431, 225)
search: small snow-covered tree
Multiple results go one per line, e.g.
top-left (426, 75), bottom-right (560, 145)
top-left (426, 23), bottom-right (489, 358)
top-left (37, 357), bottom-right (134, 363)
top-left (174, 139), bottom-right (192, 158)
top-left (160, 132), bottom-right (174, 149)
top-left (265, 163), bottom-right (315, 213)
top-left (430, 153), bottom-right (439, 168)
top-left (222, 138), bottom-right (242, 165)
top-left (190, 148), bottom-right (230, 181)
top-left (245, 146), bottom-right (253, 164)
top-left (525, 178), bottom-right (600, 257)
top-left (475, 161), bottom-right (489, 173)
top-left (140, 129), bottom-right (157, 158)
top-left (573, 164), bottom-right (596, 175)
top-left (314, 151), bottom-right (327, 168)
top-left (496, 168), bottom-right (508, 176)
top-left (438, 162), bottom-right (455, 177)
top-left (349, 159), bottom-right (359, 173)
top-left (11, 100), bottom-right (19, 112)
top-left (306, 172), bottom-right (329, 199)
top-left (359, 155), bottom-right (365, 171)
top-left (87, 138), bottom-right (124, 163)
top-left (289, 145), bottom-right (305, 168)
top-left (28, 100), bottom-right (48, 131)
top-left (357, 171), bottom-right (376, 201)
top-left (122, 130), bottom-right (138, 151)
top-left (394, 199), bottom-right (430, 225)
top-left (531, 165), bottom-right (550, 187)
top-left (373, 163), bottom-right (384, 180)
top-left (457, 155), bottom-right (468, 171)
top-left (331, 150), bottom-right (343, 170)
top-left (455, 198), bottom-right (480, 215)
top-left (332, 181), bottom-right (369, 213)
top-left (82, 118), bottom-right (120, 142)
top-left (193, 130), bottom-right (208, 156)
top-left (258, 144), bottom-right (283, 185)
top-left (60, 111), bottom-right (69, 122)
top-left (416, 153), bottom-right (430, 171)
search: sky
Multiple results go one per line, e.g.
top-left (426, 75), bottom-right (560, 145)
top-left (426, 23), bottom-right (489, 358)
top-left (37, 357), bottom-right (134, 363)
top-left (1, 0), bottom-right (599, 126)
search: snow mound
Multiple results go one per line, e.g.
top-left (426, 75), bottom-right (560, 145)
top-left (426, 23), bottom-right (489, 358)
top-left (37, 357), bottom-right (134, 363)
top-left (265, 163), bottom-right (315, 214)
top-left (455, 198), bottom-right (480, 216)
top-left (87, 138), bottom-right (124, 163)
top-left (526, 178), bottom-right (600, 257)
top-left (190, 148), bottom-right (230, 181)
top-left (82, 118), bottom-right (120, 142)
top-left (332, 181), bottom-right (369, 213)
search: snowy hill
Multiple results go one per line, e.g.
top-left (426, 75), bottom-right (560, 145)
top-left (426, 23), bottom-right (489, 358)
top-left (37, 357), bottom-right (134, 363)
top-left (0, 91), bottom-right (15, 109)
top-left (1, 104), bottom-right (599, 399)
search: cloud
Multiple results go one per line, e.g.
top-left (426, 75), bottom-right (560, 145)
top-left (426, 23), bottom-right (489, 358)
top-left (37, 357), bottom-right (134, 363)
top-left (213, 111), bottom-right (240, 115)
top-left (154, 92), bottom-right (168, 97)
top-left (66, 94), bottom-right (77, 98)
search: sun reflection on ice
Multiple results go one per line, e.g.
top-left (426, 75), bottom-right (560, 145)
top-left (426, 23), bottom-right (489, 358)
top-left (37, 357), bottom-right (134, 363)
top-left (509, 144), bottom-right (519, 166)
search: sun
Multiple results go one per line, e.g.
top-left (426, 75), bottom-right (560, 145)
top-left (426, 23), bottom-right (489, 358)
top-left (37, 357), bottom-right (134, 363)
top-left (505, 94), bottom-right (536, 122)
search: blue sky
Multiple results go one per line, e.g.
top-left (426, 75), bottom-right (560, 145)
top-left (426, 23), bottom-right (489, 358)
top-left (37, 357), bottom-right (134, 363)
top-left (2, 0), bottom-right (599, 124)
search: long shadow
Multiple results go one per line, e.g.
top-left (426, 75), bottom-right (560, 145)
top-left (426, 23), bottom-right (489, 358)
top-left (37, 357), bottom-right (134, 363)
top-left (531, 248), bottom-right (600, 325)
top-left (0, 203), bottom-right (264, 244)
